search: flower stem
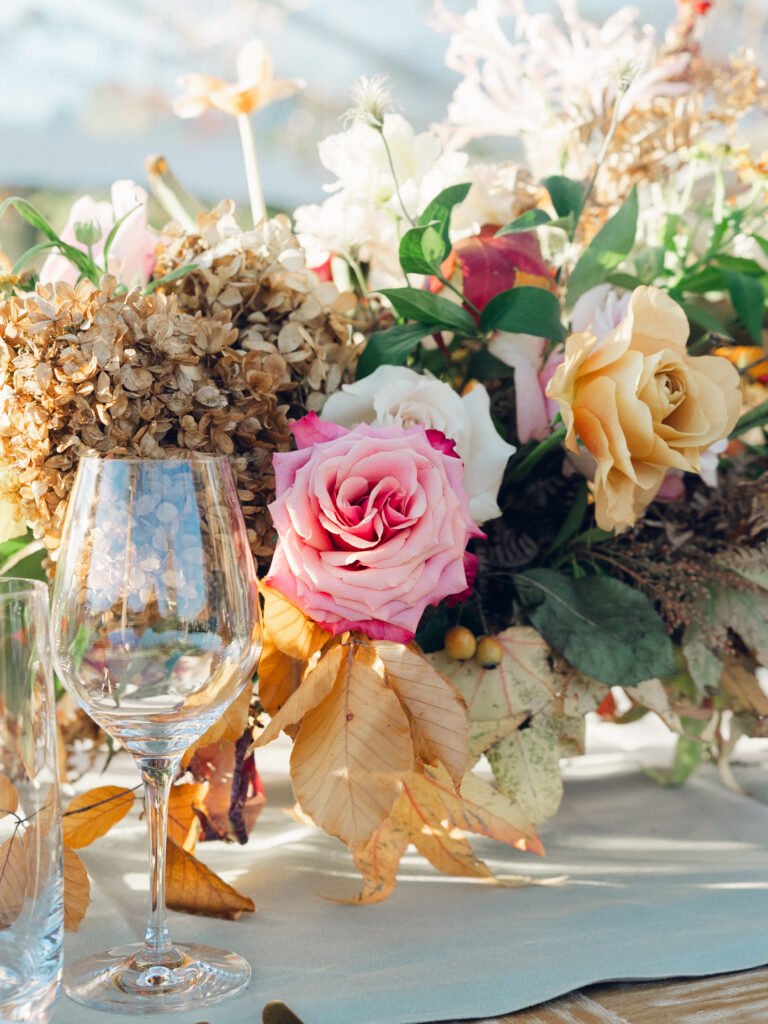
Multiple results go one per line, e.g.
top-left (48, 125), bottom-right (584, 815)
top-left (510, 427), bottom-right (567, 482)
top-left (237, 113), bottom-right (267, 227)
top-left (376, 127), bottom-right (417, 229)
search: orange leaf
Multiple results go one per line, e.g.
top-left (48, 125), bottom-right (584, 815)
top-left (63, 846), bottom-right (90, 932)
top-left (165, 837), bottom-right (254, 919)
top-left (261, 584), bottom-right (331, 661)
top-left (182, 681), bottom-right (253, 768)
top-left (0, 831), bottom-right (27, 927)
top-left (62, 786), bottom-right (135, 849)
top-left (258, 638), bottom-right (306, 720)
top-left (291, 642), bottom-right (413, 850)
top-left (347, 804), bottom-right (411, 905)
top-left (253, 644), bottom-right (343, 749)
top-left (168, 783), bottom-right (208, 852)
top-left (373, 641), bottom-right (469, 786)
top-left (0, 776), bottom-right (18, 819)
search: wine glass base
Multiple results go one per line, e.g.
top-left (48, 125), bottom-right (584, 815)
top-left (63, 942), bottom-right (251, 1015)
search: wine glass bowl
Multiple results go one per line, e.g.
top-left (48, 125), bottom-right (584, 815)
top-left (51, 453), bottom-right (262, 1013)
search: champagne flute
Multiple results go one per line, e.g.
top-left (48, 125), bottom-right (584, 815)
top-left (50, 454), bottom-right (262, 1014)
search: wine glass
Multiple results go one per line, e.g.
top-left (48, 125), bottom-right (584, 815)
top-left (50, 454), bottom-right (262, 1014)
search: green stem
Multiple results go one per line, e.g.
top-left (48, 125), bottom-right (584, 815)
top-left (435, 269), bottom-right (482, 320)
top-left (510, 427), bottom-right (567, 482)
top-left (346, 255), bottom-right (380, 329)
top-left (376, 127), bottom-right (417, 229)
top-left (237, 113), bottom-right (267, 227)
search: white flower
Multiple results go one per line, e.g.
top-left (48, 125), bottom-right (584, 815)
top-left (570, 283), bottom-right (632, 341)
top-left (321, 365), bottom-right (515, 524)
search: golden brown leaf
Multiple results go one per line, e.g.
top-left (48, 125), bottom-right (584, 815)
top-left (63, 846), bottom-right (90, 932)
top-left (373, 641), bottom-right (469, 786)
top-left (188, 740), bottom-right (265, 844)
top-left (253, 644), bottom-right (343, 749)
top-left (165, 838), bottom-right (255, 919)
top-left (261, 584), bottom-right (330, 661)
top-left (182, 681), bottom-right (253, 768)
top-left (0, 777), bottom-right (18, 819)
top-left (168, 783), bottom-right (208, 852)
top-left (0, 831), bottom-right (27, 928)
top-left (258, 638), bottom-right (306, 720)
top-left (62, 786), bottom-right (135, 849)
top-left (291, 642), bottom-right (413, 850)
top-left (719, 656), bottom-right (768, 716)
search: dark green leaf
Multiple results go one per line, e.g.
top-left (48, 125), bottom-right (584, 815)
top-left (674, 267), bottom-right (725, 294)
top-left (467, 349), bottom-right (515, 381)
top-left (566, 186), bottom-right (639, 306)
top-left (722, 268), bottom-right (765, 344)
top-left (417, 183), bottom-right (472, 248)
top-left (142, 264), bottom-right (198, 295)
top-left (716, 255), bottom-right (765, 276)
top-left (379, 287), bottom-right (478, 335)
top-left (606, 272), bottom-right (643, 290)
top-left (750, 235), bottom-right (768, 261)
top-left (399, 224), bottom-right (447, 275)
top-left (515, 568), bottom-right (676, 686)
top-left (679, 300), bottom-right (727, 335)
top-left (541, 175), bottom-right (584, 220)
top-left (356, 322), bottom-right (432, 379)
top-left (480, 286), bottom-right (565, 341)
top-left (547, 481), bottom-right (588, 554)
top-left (631, 246), bottom-right (665, 285)
top-left (495, 210), bottom-right (552, 236)
top-left (730, 398), bottom-right (768, 439)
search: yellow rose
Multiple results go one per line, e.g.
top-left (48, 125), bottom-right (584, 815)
top-left (546, 286), bottom-right (741, 531)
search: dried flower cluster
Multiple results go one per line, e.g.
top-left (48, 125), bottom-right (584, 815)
top-left (153, 202), bottom-right (361, 417)
top-left (0, 277), bottom-right (292, 564)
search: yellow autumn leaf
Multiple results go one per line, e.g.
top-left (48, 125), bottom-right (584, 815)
top-left (0, 777), bottom-right (18, 819)
top-left (0, 832), bottom-right (27, 928)
top-left (62, 786), bottom-right (135, 849)
top-left (291, 641), bottom-right (414, 850)
top-left (373, 641), bottom-right (469, 787)
top-left (63, 846), bottom-right (90, 932)
top-left (257, 638), bottom-right (307, 720)
top-left (717, 656), bottom-right (768, 715)
top-left (253, 643), bottom-right (343, 749)
top-left (165, 838), bottom-right (254, 919)
top-left (453, 769), bottom-right (543, 855)
top-left (261, 584), bottom-right (330, 661)
top-left (182, 681), bottom-right (253, 768)
top-left (168, 783), bottom-right (207, 852)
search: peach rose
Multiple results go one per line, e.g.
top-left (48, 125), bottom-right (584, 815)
top-left (546, 287), bottom-right (741, 531)
top-left (266, 414), bottom-right (483, 643)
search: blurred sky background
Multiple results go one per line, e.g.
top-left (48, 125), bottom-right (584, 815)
top-left (1, 0), bottom-right (766, 244)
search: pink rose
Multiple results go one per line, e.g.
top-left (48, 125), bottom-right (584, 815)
top-left (39, 180), bottom-right (156, 288)
top-left (266, 414), bottom-right (484, 643)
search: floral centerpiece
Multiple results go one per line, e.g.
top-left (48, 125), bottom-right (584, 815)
top-left (1, 0), bottom-right (768, 921)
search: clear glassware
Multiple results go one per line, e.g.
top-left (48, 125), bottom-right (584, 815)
top-left (50, 454), bottom-right (262, 1014)
top-left (0, 578), bottom-right (63, 1023)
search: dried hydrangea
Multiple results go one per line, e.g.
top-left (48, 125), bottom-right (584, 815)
top-left (0, 277), bottom-right (292, 564)
top-left (153, 203), bottom-right (360, 416)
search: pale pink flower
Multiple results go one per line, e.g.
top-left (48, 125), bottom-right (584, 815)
top-left (266, 415), bottom-right (483, 643)
top-left (39, 180), bottom-right (156, 288)
top-left (571, 283), bottom-right (632, 341)
top-left (488, 333), bottom-right (563, 443)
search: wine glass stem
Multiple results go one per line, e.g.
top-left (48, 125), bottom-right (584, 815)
top-left (137, 755), bottom-right (180, 962)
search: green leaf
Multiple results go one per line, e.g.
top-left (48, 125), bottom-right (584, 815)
top-left (102, 203), bottom-right (141, 269)
top-left (0, 536), bottom-right (46, 582)
top-left (399, 224), bottom-right (447, 276)
top-left (486, 714), bottom-right (563, 825)
top-left (547, 481), bottom-right (588, 554)
top-left (679, 300), bottom-right (726, 335)
top-left (606, 272), bottom-right (643, 290)
top-left (541, 175), bottom-right (584, 220)
top-left (722, 268), bottom-right (765, 345)
top-left (682, 622), bottom-right (723, 695)
top-left (378, 288), bottom-right (478, 335)
top-left (356, 322), bottom-right (432, 380)
top-left (674, 266), bottom-right (726, 294)
top-left (142, 264), bottom-right (197, 295)
top-left (0, 196), bottom-right (100, 283)
top-left (750, 235), bottom-right (768, 261)
top-left (631, 245), bottom-right (665, 285)
top-left (515, 568), bottom-right (676, 686)
top-left (495, 210), bottom-right (552, 236)
top-left (716, 255), bottom-right (766, 276)
top-left (646, 729), bottom-right (705, 787)
top-left (417, 183), bottom-right (472, 249)
top-left (730, 399), bottom-right (768, 439)
top-left (480, 286), bottom-right (565, 341)
top-left (566, 186), bottom-right (639, 306)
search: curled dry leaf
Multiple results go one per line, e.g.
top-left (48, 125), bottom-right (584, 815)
top-left (253, 643), bottom-right (343, 749)
top-left (290, 640), bottom-right (414, 850)
top-left (373, 641), bottom-right (468, 787)
top-left (0, 830), bottom-right (27, 928)
top-left (165, 837), bottom-right (254, 920)
top-left (260, 585), bottom-right (331, 662)
top-left (63, 846), bottom-right (90, 932)
top-left (62, 786), bottom-right (136, 849)
top-left (182, 681), bottom-right (253, 768)
top-left (0, 777), bottom-right (19, 819)
top-left (189, 735), bottom-right (265, 845)
top-left (168, 783), bottom-right (208, 852)
top-left (257, 639), bottom-right (306, 722)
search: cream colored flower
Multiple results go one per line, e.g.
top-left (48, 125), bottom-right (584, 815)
top-left (546, 287), bottom-right (741, 532)
top-left (173, 39), bottom-right (303, 119)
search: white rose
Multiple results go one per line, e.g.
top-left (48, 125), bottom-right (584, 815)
top-left (571, 283), bottom-right (632, 341)
top-left (321, 365), bottom-right (515, 524)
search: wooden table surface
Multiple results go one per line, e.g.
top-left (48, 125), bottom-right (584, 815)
top-left (481, 964), bottom-right (768, 1023)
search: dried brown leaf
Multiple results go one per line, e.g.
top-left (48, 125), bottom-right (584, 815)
top-left (0, 831), bottom-right (27, 928)
top-left (165, 837), bottom-right (254, 919)
top-left (62, 786), bottom-right (135, 848)
top-left (0, 777), bottom-right (18, 819)
top-left (168, 783), bottom-right (208, 852)
top-left (63, 846), bottom-right (90, 932)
